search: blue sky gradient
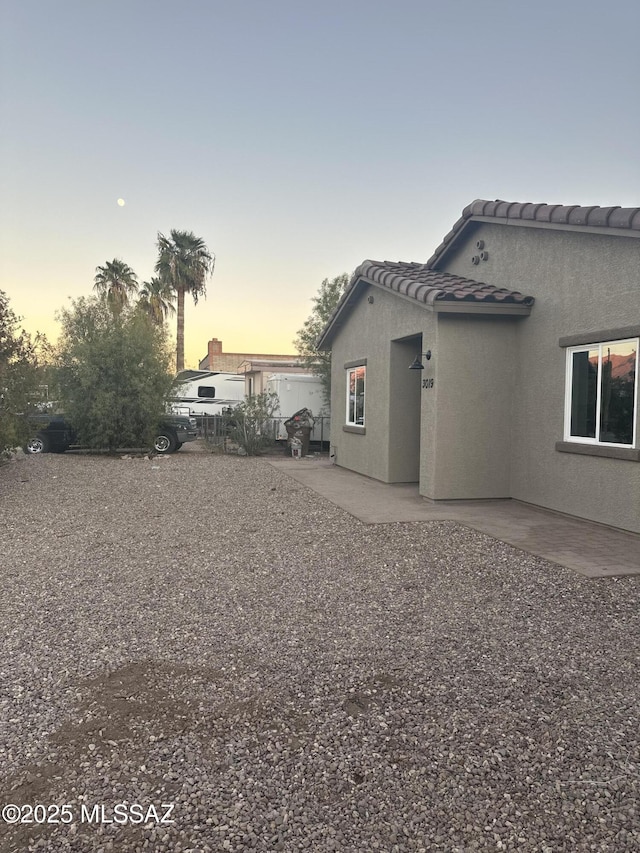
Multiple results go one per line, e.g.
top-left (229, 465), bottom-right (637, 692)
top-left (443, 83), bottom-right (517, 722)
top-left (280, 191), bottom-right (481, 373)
top-left (1, 0), bottom-right (638, 367)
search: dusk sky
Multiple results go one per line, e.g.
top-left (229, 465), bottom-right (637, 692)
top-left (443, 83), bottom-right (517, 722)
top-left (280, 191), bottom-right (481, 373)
top-left (1, 0), bottom-right (638, 370)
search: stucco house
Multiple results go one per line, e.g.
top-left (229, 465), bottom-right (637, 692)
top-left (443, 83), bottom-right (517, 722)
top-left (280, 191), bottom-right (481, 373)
top-left (317, 199), bottom-right (639, 534)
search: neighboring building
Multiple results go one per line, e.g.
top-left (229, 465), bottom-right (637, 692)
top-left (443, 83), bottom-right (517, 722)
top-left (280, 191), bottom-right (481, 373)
top-left (199, 338), bottom-right (304, 374)
top-left (198, 338), bottom-right (319, 396)
top-left (238, 359), bottom-right (311, 396)
top-left (317, 199), bottom-right (640, 534)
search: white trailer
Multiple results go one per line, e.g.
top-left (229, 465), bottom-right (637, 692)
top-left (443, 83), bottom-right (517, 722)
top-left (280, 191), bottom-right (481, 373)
top-left (266, 373), bottom-right (330, 443)
top-left (168, 370), bottom-right (246, 416)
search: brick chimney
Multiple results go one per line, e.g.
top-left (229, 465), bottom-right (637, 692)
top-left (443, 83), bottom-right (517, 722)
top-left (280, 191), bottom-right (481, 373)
top-left (207, 338), bottom-right (223, 368)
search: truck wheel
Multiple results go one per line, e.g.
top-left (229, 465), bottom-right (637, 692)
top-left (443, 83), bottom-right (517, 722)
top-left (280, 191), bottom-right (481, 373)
top-left (153, 431), bottom-right (177, 454)
top-left (26, 433), bottom-right (50, 454)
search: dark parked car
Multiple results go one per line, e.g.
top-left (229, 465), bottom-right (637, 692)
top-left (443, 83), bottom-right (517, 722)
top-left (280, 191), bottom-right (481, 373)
top-left (25, 413), bottom-right (198, 455)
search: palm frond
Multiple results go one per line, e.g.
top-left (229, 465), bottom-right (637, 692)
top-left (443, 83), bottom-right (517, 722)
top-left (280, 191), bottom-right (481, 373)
top-left (138, 276), bottom-right (176, 324)
top-left (94, 258), bottom-right (139, 313)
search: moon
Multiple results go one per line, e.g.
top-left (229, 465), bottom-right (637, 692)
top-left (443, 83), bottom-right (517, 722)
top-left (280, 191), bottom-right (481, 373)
top-left (117, 198), bottom-right (126, 207)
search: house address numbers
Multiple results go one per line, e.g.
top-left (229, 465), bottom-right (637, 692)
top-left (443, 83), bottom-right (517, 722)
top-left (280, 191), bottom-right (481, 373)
top-left (422, 377), bottom-right (434, 389)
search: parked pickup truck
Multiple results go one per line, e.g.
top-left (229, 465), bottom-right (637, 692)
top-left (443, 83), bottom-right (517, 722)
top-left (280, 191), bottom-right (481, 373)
top-left (25, 413), bottom-right (198, 455)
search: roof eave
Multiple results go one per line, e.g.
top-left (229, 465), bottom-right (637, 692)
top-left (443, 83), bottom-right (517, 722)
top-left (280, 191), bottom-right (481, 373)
top-left (433, 301), bottom-right (533, 316)
top-left (472, 216), bottom-right (639, 240)
top-left (425, 217), bottom-right (476, 269)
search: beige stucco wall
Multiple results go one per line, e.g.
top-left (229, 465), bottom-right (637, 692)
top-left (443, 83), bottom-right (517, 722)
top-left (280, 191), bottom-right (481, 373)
top-left (440, 222), bottom-right (640, 532)
top-left (427, 315), bottom-right (519, 499)
top-left (329, 284), bottom-right (437, 483)
top-left (329, 284), bottom-right (521, 497)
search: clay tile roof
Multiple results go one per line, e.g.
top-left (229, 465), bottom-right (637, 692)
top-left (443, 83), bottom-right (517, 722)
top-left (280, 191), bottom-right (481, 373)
top-left (495, 201), bottom-right (516, 218)
top-left (587, 206), bottom-right (620, 227)
top-left (521, 203), bottom-right (545, 220)
top-left (315, 259), bottom-right (535, 348)
top-left (609, 207), bottom-right (640, 228)
top-left (354, 260), bottom-right (534, 307)
top-left (536, 204), bottom-right (561, 222)
top-left (482, 200), bottom-right (503, 217)
top-left (568, 206), bottom-right (598, 226)
top-left (318, 197), bottom-right (639, 349)
top-left (426, 197), bottom-right (640, 268)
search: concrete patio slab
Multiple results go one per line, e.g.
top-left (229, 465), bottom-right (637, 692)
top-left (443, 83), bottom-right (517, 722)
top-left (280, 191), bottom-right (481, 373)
top-left (268, 456), bottom-right (640, 578)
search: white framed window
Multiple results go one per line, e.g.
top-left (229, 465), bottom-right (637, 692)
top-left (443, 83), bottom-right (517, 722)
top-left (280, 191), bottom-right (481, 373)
top-left (564, 338), bottom-right (638, 447)
top-left (346, 365), bottom-right (366, 426)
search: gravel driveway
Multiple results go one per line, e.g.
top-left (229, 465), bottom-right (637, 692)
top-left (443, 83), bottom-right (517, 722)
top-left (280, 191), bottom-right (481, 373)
top-left (1, 451), bottom-right (638, 852)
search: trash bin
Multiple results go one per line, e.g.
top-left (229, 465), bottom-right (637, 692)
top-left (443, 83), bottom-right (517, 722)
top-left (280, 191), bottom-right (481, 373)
top-left (284, 408), bottom-right (314, 457)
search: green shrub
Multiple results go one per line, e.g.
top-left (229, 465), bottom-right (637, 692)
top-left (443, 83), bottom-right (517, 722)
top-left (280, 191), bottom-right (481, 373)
top-left (0, 290), bottom-right (47, 456)
top-left (224, 392), bottom-right (280, 456)
top-left (56, 297), bottom-right (173, 452)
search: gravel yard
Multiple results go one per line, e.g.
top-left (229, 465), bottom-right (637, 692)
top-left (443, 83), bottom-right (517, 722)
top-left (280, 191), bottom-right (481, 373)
top-left (1, 450), bottom-right (638, 853)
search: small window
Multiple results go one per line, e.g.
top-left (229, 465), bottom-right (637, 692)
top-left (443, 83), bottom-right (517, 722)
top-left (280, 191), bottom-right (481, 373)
top-left (346, 365), bottom-right (366, 426)
top-left (198, 386), bottom-right (216, 398)
top-left (565, 339), bottom-right (637, 447)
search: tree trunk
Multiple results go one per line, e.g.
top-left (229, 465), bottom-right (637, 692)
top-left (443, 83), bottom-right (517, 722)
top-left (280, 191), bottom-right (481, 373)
top-left (176, 287), bottom-right (185, 372)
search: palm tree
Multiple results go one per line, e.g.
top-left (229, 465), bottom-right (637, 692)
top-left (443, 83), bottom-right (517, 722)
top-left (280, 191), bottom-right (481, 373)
top-left (94, 259), bottom-right (138, 314)
top-left (138, 276), bottom-right (176, 326)
top-left (155, 230), bottom-right (214, 372)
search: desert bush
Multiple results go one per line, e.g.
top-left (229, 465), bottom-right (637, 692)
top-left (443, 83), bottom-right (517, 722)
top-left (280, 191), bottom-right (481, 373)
top-left (224, 392), bottom-right (280, 455)
top-left (56, 297), bottom-right (173, 452)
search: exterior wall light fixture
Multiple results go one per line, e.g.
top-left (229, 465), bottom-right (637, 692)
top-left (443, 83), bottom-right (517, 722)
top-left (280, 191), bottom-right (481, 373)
top-left (409, 350), bottom-right (432, 370)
